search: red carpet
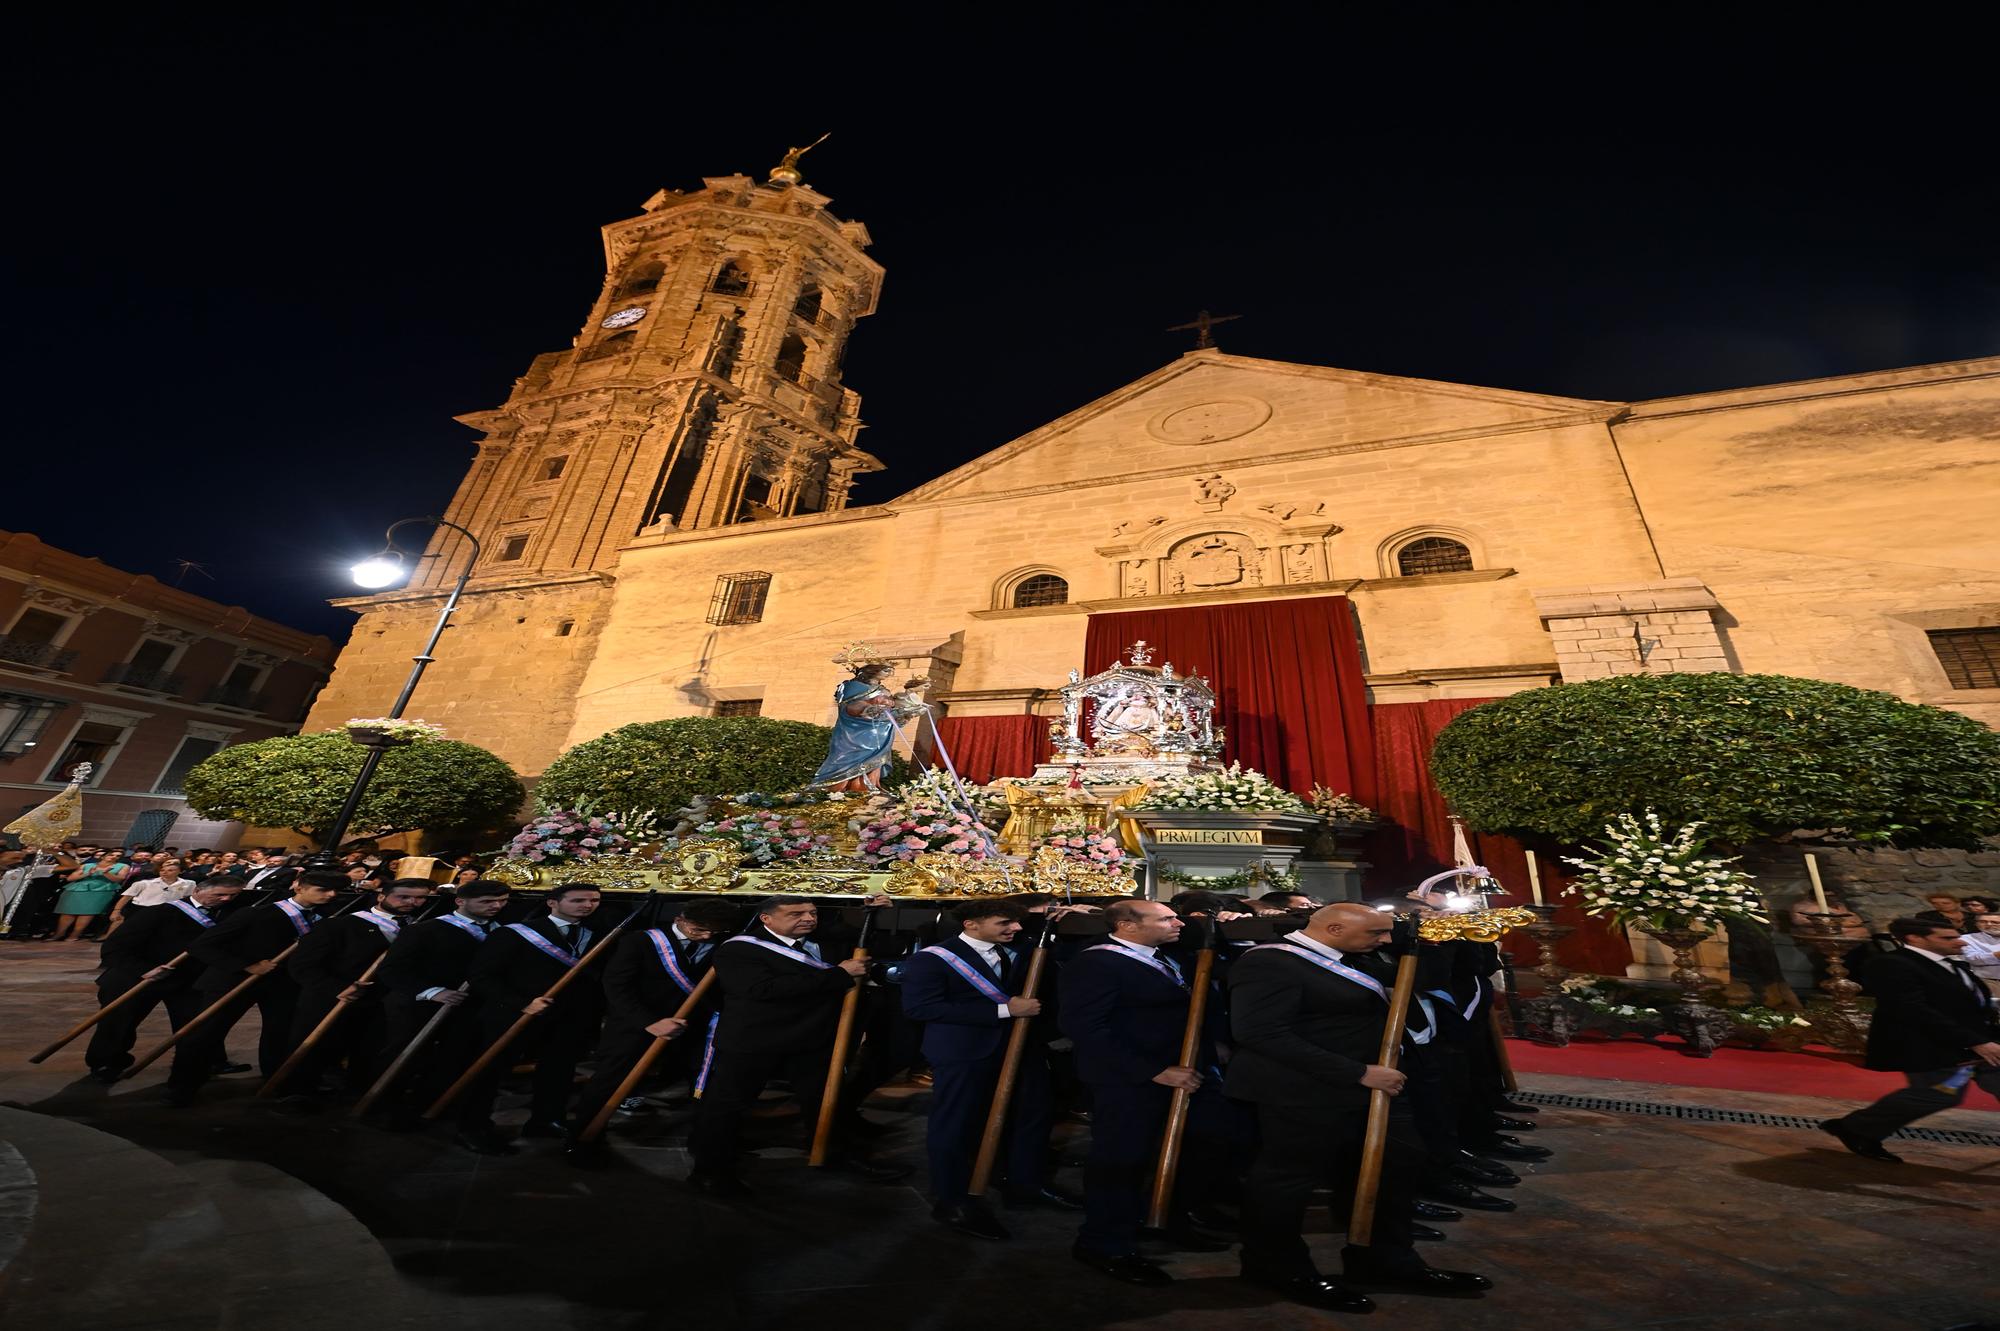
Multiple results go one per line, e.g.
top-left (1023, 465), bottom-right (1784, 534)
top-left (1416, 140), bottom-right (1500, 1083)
top-left (1507, 1034), bottom-right (2000, 1109)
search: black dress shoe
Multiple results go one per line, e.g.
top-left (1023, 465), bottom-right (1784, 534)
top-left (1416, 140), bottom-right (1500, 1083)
top-left (88, 1066), bottom-right (123, 1085)
top-left (1411, 1200), bottom-right (1462, 1222)
top-left (687, 1171), bottom-right (753, 1197)
top-left (1420, 1181), bottom-right (1516, 1212)
top-left (518, 1119), bottom-right (567, 1139)
top-left (1072, 1243), bottom-right (1172, 1286)
top-left (1410, 1223), bottom-right (1447, 1241)
top-left (1182, 1202), bottom-right (1240, 1231)
top-left (933, 1201), bottom-right (1010, 1240)
top-left (1492, 1115), bottom-right (1536, 1132)
top-left (454, 1130), bottom-right (518, 1156)
top-left (1342, 1248), bottom-right (1493, 1297)
top-left (1451, 1161), bottom-right (1518, 1189)
top-left (1003, 1185), bottom-right (1085, 1211)
top-left (212, 1062), bottom-right (254, 1076)
top-left (1140, 1225), bottom-right (1230, 1253)
top-left (1820, 1121), bottom-right (1903, 1163)
top-left (1239, 1267), bottom-right (1374, 1312)
top-left (1474, 1138), bottom-right (1553, 1163)
top-left (834, 1155), bottom-right (912, 1182)
top-left (1495, 1097), bottom-right (1539, 1114)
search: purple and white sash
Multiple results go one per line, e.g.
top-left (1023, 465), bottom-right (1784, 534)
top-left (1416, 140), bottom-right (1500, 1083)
top-left (438, 913), bottom-right (489, 940)
top-left (646, 929), bottom-right (699, 994)
top-left (276, 899), bottom-right (315, 938)
top-left (505, 922), bottom-right (580, 968)
top-left (919, 944), bottom-right (1009, 1004)
top-left (358, 908), bottom-right (404, 942)
top-left (167, 900), bottom-right (215, 928)
top-left (1084, 942), bottom-right (1187, 988)
top-left (1258, 942), bottom-right (1389, 1002)
top-left (723, 933), bottom-right (832, 969)
top-left (693, 1012), bottom-right (722, 1094)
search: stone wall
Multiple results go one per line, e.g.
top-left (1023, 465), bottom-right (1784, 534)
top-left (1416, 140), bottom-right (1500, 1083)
top-left (1740, 840), bottom-right (2000, 927)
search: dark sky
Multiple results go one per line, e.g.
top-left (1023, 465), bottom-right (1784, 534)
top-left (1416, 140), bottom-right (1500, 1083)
top-left (7, 6), bottom-right (1994, 640)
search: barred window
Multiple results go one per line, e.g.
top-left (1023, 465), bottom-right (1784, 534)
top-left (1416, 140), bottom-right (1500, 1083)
top-left (1928, 628), bottom-right (2000, 690)
top-left (1012, 574), bottom-right (1069, 608)
top-left (708, 572), bottom-right (772, 625)
top-left (1396, 537), bottom-right (1474, 577)
top-left (712, 699), bottom-right (763, 718)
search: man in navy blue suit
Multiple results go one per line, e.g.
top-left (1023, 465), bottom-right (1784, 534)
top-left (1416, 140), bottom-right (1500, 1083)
top-left (1058, 898), bottom-right (1207, 1287)
top-left (901, 900), bottom-right (1076, 1239)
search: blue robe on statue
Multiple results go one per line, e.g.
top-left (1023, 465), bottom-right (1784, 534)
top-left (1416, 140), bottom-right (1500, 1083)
top-left (812, 678), bottom-right (898, 785)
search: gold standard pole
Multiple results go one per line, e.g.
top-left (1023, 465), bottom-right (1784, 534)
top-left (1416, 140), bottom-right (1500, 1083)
top-left (808, 905), bottom-right (881, 1168)
top-left (28, 953), bottom-right (189, 1063)
top-left (1146, 923), bottom-right (1220, 1228)
top-left (423, 893), bottom-right (655, 1120)
top-left (967, 912), bottom-right (1057, 1198)
top-left (574, 970), bottom-right (718, 1145)
top-left (1347, 948), bottom-right (1420, 1247)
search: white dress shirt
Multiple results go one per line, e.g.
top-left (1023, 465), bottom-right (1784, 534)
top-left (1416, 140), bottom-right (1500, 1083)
top-left (120, 876), bottom-right (194, 907)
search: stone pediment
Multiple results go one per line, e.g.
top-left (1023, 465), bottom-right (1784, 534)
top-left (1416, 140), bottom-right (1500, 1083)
top-left (893, 351), bottom-right (1619, 505)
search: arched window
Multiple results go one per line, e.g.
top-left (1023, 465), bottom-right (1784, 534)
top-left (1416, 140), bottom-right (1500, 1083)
top-left (711, 260), bottom-right (750, 295)
top-left (1013, 574), bottom-right (1069, 608)
top-left (1396, 537), bottom-right (1474, 577)
top-left (792, 285), bottom-right (823, 323)
top-left (775, 332), bottom-right (809, 384)
top-left (617, 260), bottom-right (664, 298)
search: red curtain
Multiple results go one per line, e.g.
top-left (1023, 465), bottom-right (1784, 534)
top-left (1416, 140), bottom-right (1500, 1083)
top-left (1083, 597), bottom-right (1376, 804)
top-left (1371, 699), bottom-right (1633, 975)
top-left (932, 715), bottom-right (1052, 783)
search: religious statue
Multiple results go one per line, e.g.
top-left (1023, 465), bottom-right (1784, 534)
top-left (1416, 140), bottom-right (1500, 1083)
top-left (769, 132), bottom-right (831, 186)
top-left (811, 643), bottom-right (924, 791)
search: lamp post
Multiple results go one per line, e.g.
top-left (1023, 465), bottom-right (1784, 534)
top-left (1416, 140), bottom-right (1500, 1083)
top-left (303, 516), bottom-right (481, 872)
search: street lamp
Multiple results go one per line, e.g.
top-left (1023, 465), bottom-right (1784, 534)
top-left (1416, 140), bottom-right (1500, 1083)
top-left (303, 516), bottom-right (482, 871)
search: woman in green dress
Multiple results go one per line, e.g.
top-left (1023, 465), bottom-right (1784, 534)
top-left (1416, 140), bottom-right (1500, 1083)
top-left (52, 850), bottom-right (129, 941)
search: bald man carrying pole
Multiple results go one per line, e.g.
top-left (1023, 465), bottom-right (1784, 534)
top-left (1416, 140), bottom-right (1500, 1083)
top-left (1227, 903), bottom-right (1494, 1309)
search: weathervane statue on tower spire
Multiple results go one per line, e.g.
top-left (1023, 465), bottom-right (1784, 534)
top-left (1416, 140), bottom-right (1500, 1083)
top-left (769, 132), bottom-right (831, 186)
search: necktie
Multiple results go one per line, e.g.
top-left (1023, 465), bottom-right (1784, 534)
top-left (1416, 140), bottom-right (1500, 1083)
top-left (801, 939), bottom-right (823, 962)
top-left (1159, 953), bottom-right (1185, 985)
top-left (980, 946), bottom-right (1003, 978)
top-left (1949, 959), bottom-right (1989, 1006)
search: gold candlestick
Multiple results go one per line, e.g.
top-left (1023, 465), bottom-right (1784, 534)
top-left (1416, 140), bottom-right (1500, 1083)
top-left (1793, 912), bottom-right (1870, 1052)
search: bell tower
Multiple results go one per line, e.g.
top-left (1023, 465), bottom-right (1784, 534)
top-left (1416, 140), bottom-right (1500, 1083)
top-left (307, 151), bottom-right (887, 776)
top-left (408, 148), bottom-right (885, 595)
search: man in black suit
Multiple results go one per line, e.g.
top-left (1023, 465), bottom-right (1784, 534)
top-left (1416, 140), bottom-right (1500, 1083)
top-left (569, 897), bottom-right (741, 1145)
top-left (86, 876), bottom-right (245, 1081)
top-left (279, 877), bottom-right (435, 1096)
top-left (460, 882), bottom-right (609, 1147)
top-left (687, 894), bottom-right (907, 1195)
top-left (369, 878), bottom-right (512, 1138)
top-left (901, 899), bottom-right (1071, 1239)
top-left (1057, 898), bottom-right (1207, 1287)
top-left (1228, 902), bottom-right (1492, 1309)
top-left (1822, 916), bottom-right (2000, 1161)
top-left (169, 873), bottom-right (344, 1105)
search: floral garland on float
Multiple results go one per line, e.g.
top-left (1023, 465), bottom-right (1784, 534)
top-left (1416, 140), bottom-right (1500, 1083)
top-left (1135, 762), bottom-right (1308, 813)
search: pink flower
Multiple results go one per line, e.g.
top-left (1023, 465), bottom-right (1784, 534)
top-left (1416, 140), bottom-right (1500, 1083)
top-left (900, 835), bottom-right (928, 849)
top-left (945, 839), bottom-right (970, 852)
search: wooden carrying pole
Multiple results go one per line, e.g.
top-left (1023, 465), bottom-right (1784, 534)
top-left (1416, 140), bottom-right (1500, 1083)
top-left (351, 983), bottom-right (466, 1117)
top-left (574, 970), bottom-right (718, 1145)
top-left (1347, 947), bottom-right (1421, 1247)
top-left (122, 895), bottom-right (369, 1080)
top-left (259, 951), bottom-right (393, 1098)
top-left (1145, 920), bottom-right (1220, 1227)
top-left (967, 912), bottom-right (1057, 1198)
top-left (423, 893), bottom-right (655, 1120)
top-left (808, 906), bottom-right (881, 1167)
top-left (29, 954), bottom-right (189, 1063)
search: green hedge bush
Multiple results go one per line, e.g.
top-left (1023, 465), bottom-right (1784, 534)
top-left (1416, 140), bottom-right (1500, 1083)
top-left (534, 716), bottom-right (905, 814)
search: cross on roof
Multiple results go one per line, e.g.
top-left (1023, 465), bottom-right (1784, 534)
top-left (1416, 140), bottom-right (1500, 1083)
top-left (1166, 309), bottom-right (1242, 349)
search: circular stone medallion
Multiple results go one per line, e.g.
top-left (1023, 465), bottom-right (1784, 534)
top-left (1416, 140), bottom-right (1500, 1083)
top-left (1145, 397), bottom-right (1273, 445)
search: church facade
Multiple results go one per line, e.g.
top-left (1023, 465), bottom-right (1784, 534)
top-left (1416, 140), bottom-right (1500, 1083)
top-left (303, 162), bottom-right (2000, 799)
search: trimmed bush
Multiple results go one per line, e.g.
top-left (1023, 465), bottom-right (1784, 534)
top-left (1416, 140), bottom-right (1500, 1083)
top-left (534, 716), bottom-right (905, 815)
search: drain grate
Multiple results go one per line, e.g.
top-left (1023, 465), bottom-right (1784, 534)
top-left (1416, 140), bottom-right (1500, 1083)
top-left (1510, 1090), bottom-right (2000, 1148)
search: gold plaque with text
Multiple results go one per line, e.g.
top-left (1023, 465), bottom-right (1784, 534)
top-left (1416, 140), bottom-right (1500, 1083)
top-left (1153, 828), bottom-right (1264, 845)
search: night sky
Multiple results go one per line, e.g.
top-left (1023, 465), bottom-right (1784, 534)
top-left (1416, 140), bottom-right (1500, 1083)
top-left (7, 7), bottom-right (1993, 641)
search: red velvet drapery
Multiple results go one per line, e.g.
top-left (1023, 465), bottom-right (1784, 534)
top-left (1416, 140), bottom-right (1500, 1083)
top-left (1370, 698), bottom-right (1633, 975)
top-left (932, 715), bottom-right (1052, 784)
top-left (1082, 597), bottom-right (1376, 804)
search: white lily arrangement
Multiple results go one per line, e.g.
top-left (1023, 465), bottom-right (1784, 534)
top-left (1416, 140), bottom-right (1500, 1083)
top-left (1562, 811), bottom-right (1769, 930)
top-left (1138, 762), bottom-right (1307, 813)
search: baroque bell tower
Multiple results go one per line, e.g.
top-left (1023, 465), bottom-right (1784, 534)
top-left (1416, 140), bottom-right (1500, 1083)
top-left (307, 148), bottom-right (885, 775)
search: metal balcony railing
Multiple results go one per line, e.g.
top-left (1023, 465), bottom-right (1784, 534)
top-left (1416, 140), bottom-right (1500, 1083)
top-left (0, 636), bottom-right (78, 672)
top-left (102, 662), bottom-right (187, 694)
top-left (203, 684), bottom-right (269, 712)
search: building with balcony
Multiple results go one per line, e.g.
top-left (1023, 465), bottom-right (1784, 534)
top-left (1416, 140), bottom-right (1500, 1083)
top-left (0, 531), bottom-right (338, 849)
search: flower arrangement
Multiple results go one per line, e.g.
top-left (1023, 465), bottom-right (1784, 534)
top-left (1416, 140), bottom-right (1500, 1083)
top-left (344, 717), bottom-right (446, 741)
top-left (1036, 818), bottom-right (1128, 868)
top-left (696, 810), bottom-right (835, 866)
top-left (855, 792), bottom-right (1001, 864)
top-left (1139, 762), bottom-right (1307, 813)
top-left (1309, 786), bottom-right (1379, 823)
top-left (1157, 860), bottom-right (1304, 895)
top-left (1558, 976), bottom-right (1663, 1022)
top-left (723, 788), bottom-right (850, 809)
top-left (1563, 811), bottom-right (1769, 930)
top-left (504, 808), bottom-right (656, 864)
top-left (1729, 1006), bottom-right (1814, 1032)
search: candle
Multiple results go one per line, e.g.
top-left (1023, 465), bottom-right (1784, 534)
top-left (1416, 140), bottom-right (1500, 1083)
top-left (1804, 852), bottom-right (1829, 913)
top-left (1525, 852), bottom-right (1544, 906)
